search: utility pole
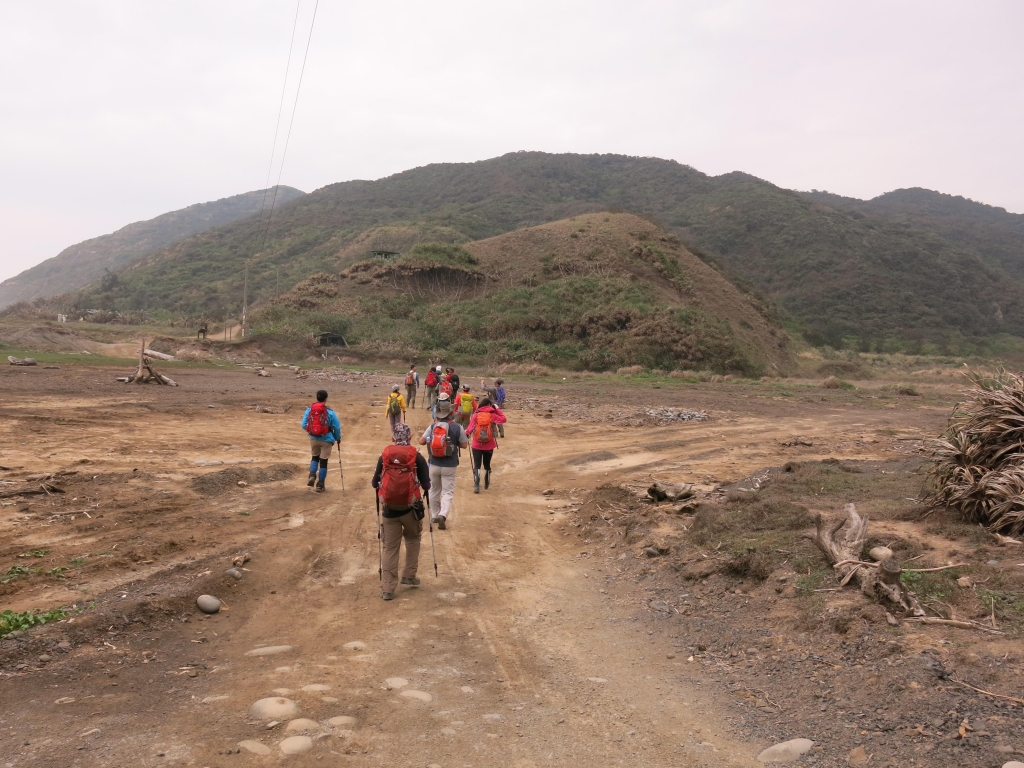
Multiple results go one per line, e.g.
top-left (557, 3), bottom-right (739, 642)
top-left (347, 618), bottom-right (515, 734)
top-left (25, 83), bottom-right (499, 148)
top-left (241, 259), bottom-right (249, 336)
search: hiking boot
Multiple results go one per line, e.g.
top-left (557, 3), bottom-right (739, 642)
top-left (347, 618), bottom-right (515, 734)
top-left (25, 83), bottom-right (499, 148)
top-left (485, 470), bottom-right (491, 490)
top-left (315, 480), bottom-right (325, 493)
top-left (436, 516), bottom-right (446, 530)
top-left (473, 468), bottom-right (480, 494)
top-left (307, 473), bottom-right (316, 487)
top-left (381, 591), bottom-right (394, 601)
top-left (401, 576), bottom-right (420, 586)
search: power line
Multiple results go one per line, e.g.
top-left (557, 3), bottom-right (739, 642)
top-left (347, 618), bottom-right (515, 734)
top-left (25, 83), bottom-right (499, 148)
top-left (251, 0), bottom-right (303, 248)
top-left (243, 0), bottom-right (319, 329)
top-left (255, 0), bottom-right (319, 261)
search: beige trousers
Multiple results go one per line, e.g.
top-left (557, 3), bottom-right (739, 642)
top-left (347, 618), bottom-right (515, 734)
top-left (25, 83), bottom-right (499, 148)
top-left (309, 437), bottom-right (333, 458)
top-left (381, 510), bottom-right (422, 593)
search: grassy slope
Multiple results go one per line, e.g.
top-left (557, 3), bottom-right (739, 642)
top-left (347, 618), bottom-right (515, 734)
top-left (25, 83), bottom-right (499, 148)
top-left (55, 152), bottom-right (1024, 350)
top-left (253, 213), bottom-right (790, 375)
top-left (0, 186), bottom-right (304, 310)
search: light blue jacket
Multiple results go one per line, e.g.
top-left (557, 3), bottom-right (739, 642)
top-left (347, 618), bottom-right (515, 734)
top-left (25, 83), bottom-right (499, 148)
top-left (302, 406), bottom-right (342, 444)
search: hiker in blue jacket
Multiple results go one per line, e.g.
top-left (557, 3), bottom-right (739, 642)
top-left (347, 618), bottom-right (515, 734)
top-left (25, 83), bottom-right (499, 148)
top-left (301, 389), bottom-right (342, 492)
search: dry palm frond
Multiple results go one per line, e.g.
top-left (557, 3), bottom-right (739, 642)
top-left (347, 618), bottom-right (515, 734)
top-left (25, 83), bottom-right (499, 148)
top-left (926, 369), bottom-right (1024, 536)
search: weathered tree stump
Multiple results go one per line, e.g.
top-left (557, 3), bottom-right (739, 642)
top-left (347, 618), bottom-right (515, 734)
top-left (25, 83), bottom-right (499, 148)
top-left (648, 482), bottom-right (694, 502)
top-left (807, 503), bottom-right (923, 615)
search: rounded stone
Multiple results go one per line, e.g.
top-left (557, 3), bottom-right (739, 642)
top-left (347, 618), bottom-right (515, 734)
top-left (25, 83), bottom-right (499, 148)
top-left (400, 689), bottom-right (433, 702)
top-left (286, 718), bottom-right (321, 732)
top-left (249, 697), bottom-right (299, 720)
top-left (279, 735), bottom-right (313, 755)
top-left (328, 716), bottom-right (356, 727)
top-left (196, 595), bottom-right (221, 614)
top-left (1002, 763), bottom-right (1024, 768)
top-left (225, 568), bottom-right (243, 580)
top-left (244, 645), bottom-right (295, 657)
top-left (868, 546), bottom-right (893, 562)
top-left (342, 641), bottom-right (366, 651)
top-left (385, 677), bottom-right (408, 689)
top-left (301, 684), bottom-right (330, 692)
top-left (237, 740), bottom-right (271, 756)
top-left (757, 738), bottom-right (815, 763)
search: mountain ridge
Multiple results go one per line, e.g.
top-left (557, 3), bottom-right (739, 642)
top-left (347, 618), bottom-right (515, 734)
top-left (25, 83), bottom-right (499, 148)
top-left (15, 151), bottom-right (1024, 354)
top-left (0, 185), bottom-right (305, 310)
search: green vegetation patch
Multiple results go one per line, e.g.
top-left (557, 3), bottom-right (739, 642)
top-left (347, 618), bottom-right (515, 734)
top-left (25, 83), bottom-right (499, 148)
top-left (0, 607), bottom-right (71, 637)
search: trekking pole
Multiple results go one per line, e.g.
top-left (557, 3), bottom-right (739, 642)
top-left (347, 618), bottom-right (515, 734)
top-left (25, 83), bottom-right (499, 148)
top-left (425, 494), bottom-right (438, 577)
top-left (375, 494), bottom-right (383, 581)
top-left (338, 454), bottom-right (345, 491)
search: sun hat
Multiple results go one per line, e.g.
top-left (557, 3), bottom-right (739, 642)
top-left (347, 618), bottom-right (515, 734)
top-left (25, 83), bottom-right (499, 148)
top-left (392, 384), bottom-right (400, 392)
top-left (435, 399), bottom-right (453, 416)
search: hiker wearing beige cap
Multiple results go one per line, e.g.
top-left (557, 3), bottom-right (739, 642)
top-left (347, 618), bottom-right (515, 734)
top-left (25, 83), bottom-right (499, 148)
top-left (418, 396), bottom-right (468, 530)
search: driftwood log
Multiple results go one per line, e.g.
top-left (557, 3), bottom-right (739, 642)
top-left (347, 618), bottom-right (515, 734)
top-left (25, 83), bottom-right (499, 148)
top-left (8, 356), bottom-right (37, 366)
top-left (121, 339), bottom-right (178, 386)
top-left (648, 482), bottom-right (694, 502)
top-left (807, 503), bottom-right (924, 616)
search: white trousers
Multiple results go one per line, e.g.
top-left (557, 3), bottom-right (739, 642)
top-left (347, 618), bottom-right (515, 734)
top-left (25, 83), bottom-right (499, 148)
top-left (428, 464), bottom-right (457, 519)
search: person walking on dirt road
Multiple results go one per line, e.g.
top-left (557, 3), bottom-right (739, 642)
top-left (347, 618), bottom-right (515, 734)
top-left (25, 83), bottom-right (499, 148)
top-left (481, 377), bottom-right (507, 437)
top-left (386, 385), bottom-right (406, 429)
top-left (418, 397), bottom-right (468, 530)
top-left (424, 366), bottom-right (440, 410)
top-left (446, 367), bottom-right (460, 394)
top-left (454, 384), bottom-right (476, 429)
top-left (467, 396), bottom-right (506, 493)
top-left (301, 389), bottom-right (342, 493)
top-left (405, 365), bottom-right (420, 409)
top-left (371, 422), bottom-right (431, 601)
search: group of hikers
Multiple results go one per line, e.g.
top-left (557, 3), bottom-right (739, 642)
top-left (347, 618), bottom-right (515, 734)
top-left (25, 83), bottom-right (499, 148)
top-left (301, 365), bottom-right (508, 600)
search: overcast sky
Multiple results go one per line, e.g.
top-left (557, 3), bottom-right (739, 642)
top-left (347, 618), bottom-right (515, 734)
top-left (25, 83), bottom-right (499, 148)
top-left (1, 1), bottom-right (1022, 283)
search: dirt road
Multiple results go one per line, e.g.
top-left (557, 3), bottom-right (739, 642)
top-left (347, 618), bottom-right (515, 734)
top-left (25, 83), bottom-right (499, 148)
top-left (4, 364), bottom-right (1017, 767)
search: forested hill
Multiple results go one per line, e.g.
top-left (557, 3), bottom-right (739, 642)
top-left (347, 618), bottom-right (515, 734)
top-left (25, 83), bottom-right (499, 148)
top-left (804, 187), bottom-right (1024, 285)
top-left (50, 153), bottom-right (1024, 351)
top-left (0, 185), bottom-right (304, 310)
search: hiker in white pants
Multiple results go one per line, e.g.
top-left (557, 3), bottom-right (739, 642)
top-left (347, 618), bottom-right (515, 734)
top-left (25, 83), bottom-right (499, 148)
top-left (418, 398), bottom-right (468, 530)
top-left (428, 465), bottom-right (457, 525)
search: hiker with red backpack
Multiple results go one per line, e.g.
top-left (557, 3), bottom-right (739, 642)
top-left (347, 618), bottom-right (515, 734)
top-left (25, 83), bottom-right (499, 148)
top-left (385, 385), bottom-right (406, 429)
top-left (438, 372), bottom-right (454, 402)
top-left (418, 396), bottom-right (468, 530)
top-left (454, 384), bottom-right (477, 429)
top-left (446, 367), bottom-right (460, 394)
top-left (424, 366), bottom-right (440, 410)
top-left (301, 389), bottom-right (342, 493)
top-left (404, 365), bottom-right (419, 409)
top-left (371, 422), bottom-right (431, 601)
top-left (466, 397), bottom-right (506, 493)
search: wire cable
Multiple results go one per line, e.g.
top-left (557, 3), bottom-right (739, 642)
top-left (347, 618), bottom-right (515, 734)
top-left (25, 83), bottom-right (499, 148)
top-left (255, 0), bottom-right (319, 261)
top-left (251, 0), bottom-right (303, 252)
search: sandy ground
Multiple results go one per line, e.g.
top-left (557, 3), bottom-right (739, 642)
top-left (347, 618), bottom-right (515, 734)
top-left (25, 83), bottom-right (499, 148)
top-left (0, 363), bottom-right (1018, 768)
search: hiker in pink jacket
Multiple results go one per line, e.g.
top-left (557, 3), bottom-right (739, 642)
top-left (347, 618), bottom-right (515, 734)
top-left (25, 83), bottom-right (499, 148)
top-left (466, 397), bottom-right (506, 494)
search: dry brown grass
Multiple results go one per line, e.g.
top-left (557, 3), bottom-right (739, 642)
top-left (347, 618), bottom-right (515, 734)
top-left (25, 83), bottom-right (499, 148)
top-left (927, 369), bottom-right (1024, 535)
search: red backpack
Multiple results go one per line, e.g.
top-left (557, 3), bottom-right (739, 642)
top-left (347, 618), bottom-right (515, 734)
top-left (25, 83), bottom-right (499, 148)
top-left (379, 445), bottom-right (419, 507)
top-left (476, 410), bottom-right (495, 443)
top-left (428, 421), bottom-right (457, 459)
top-left (425, 370), bottom-right (438, 387)
top-left (306, 402), bottom-right (330, 437)
top-left (439, 380), bottom-right (453, 398)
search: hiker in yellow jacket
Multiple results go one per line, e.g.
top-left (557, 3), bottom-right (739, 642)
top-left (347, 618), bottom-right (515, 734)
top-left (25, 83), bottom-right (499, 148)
top-left (385, 385), bottom-right (407, 429)
top-left (454, 385), bottom-right (477, 429)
